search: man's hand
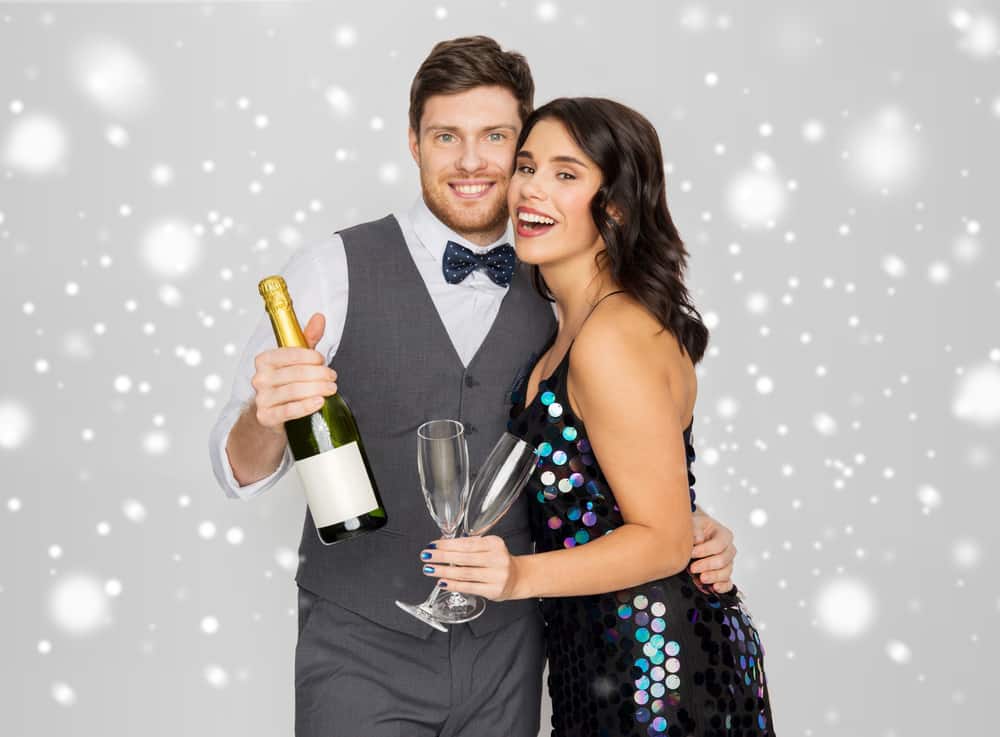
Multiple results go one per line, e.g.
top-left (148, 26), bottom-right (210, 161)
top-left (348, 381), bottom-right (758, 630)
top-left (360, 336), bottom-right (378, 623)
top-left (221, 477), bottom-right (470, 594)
top-left (688, 510), bottom-right (737, 594)
top-left (226, 312), bottom-right (334, 487)
top-left (250, 312), bottom-right (336, 430)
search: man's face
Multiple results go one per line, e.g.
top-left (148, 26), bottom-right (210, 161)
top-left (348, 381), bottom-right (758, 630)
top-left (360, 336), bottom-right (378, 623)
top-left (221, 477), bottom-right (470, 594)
top-left (409, 86), bottom-right (521, 245)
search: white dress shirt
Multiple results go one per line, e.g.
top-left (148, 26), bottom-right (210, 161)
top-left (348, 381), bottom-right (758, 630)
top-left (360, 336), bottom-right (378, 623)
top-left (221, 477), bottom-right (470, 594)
top-left (209, 198), bottom-right (517, 500)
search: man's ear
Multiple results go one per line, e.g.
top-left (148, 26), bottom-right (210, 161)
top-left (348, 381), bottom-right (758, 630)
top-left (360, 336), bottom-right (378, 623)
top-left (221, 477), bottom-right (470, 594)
top-left (408, 127), bottom-right (420, 166)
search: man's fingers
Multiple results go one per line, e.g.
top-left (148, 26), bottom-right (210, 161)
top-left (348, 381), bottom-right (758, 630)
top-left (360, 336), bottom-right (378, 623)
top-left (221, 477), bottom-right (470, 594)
top-left (690, 538), bottom-right (725, 560)
top-left (255, 346), bottom-right (326, 370)
top-left (265, 363), bottom-right (337, 389)
top-left (303, 313), bottom-right (326, 349)
top-left (699, 565), bottom-right (733, 585)
top-left (257, 396), bottom-right (325, 426)
top-left (266, 381), bottom-right (337, 407)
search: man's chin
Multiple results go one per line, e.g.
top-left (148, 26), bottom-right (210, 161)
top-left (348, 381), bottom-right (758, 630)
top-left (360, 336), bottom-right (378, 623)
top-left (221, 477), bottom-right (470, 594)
top-left (426, 190), bottom-right (508, 237)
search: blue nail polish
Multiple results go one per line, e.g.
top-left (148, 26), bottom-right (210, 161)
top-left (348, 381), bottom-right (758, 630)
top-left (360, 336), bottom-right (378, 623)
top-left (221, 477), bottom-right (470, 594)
top-left (423, 565), bottom-right (435, 574)
top-left (438, 580), bottom-right (448, 587)
top-left (427, 542), bottom-right (437, 549)
top-left (421, 552), bottom-right (432, 560)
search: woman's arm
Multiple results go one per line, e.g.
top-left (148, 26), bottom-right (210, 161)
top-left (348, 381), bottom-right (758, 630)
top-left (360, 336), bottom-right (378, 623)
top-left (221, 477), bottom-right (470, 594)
top-left (421, 301), bottom-right (696, 600)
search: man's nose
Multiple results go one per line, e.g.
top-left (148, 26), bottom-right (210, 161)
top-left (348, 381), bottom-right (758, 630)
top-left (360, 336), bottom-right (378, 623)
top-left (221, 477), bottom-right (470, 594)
top-left (456, 142), bottom-right (487, 173)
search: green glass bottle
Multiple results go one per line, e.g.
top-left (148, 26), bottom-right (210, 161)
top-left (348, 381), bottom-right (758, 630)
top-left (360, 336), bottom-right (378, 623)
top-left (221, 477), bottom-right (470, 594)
top-left (258, 276), bottom-right (387, 544)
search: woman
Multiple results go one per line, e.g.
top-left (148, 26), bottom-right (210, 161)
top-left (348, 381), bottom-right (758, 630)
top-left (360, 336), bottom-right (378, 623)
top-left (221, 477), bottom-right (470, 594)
top-left (419, 98), bottom-right (775, 736)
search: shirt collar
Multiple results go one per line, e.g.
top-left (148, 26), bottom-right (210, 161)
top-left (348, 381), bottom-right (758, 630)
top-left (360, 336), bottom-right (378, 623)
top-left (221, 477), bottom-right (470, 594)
top-left (409, 196), bottom-right (515, 263)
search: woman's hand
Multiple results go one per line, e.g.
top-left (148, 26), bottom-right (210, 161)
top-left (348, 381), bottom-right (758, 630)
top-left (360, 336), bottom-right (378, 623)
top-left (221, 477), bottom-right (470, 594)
top-left (419, 536), bottom-right (522, 601)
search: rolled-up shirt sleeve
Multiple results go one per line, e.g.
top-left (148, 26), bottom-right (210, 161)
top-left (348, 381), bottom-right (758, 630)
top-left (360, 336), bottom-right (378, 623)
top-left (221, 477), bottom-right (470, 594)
top-left (208, 236), bottom-right (348, 500)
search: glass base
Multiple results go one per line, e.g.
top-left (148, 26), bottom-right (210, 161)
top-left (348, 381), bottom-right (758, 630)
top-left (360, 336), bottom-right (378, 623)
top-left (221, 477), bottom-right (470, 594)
top-left (429, 592), bottom-right (486, 624)
top-left (394, 600), bottom-right (449, 632)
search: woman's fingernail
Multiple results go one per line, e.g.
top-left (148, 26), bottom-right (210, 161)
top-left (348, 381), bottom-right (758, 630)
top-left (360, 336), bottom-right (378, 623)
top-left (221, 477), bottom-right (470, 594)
top-left (422, 565), bottom-right (435, 574)
top-left (420, 552), bottom-right (432, 560)
top-left (427, 543), bottom-right (437, 550)
top-left (438, 581), bottom-right (448, 588)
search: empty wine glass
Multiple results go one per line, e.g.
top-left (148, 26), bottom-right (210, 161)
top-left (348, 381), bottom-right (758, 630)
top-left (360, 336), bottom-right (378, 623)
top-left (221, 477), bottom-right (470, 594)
top-left (395, 419), bottom-right (473, 631)
top-left (439, 432), bottom-right (539, 624)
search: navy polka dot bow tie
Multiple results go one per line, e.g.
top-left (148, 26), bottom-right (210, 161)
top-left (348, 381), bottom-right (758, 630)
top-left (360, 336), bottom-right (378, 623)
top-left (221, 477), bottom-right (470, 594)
top-left (441, 241), bottom-right (516, 287)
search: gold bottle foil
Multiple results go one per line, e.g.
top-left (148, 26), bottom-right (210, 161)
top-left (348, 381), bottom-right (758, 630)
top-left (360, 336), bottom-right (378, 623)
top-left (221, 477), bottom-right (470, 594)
top-left (258, 276), bottom-right (308, 349)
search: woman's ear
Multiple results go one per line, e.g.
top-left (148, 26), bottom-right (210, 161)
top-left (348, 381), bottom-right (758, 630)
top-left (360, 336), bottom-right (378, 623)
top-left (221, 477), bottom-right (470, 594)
top-left (607, 203), bottom-right (624, 225)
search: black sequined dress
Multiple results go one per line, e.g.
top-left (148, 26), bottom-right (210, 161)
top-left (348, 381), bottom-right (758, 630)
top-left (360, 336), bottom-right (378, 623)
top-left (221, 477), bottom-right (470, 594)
top-left (508, 345), bottom-right (775, 737)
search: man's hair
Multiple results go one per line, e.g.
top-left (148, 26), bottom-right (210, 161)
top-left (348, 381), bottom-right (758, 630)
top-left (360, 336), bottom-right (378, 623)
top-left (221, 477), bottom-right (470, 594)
top-left (409, 35), bottom-right (534, 133)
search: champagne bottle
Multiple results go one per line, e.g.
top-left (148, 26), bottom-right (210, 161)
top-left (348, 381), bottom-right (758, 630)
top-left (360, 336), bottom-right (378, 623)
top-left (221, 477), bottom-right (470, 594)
top-left (258, 276), bottom-right (387, 544)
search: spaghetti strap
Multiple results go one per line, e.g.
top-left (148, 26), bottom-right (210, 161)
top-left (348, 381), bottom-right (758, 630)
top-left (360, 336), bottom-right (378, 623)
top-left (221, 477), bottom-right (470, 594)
top-left (581, 289), bottom-right (626, 327)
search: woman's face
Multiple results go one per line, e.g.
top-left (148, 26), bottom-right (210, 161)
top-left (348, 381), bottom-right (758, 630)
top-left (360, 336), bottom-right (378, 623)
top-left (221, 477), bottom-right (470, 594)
top-left (507, 118), bottom-right (604, 268)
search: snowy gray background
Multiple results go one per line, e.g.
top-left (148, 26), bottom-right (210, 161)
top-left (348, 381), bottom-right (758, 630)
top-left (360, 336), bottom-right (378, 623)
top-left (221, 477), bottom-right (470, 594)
top-left (1, 1), bottom-right (997, 735)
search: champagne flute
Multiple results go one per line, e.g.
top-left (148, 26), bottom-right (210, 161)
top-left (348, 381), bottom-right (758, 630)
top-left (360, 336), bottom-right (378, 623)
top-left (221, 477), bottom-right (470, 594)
top-left (431, 432), bottom-right (539, 624)
top-left (395, 419), bottom-right (473, 631)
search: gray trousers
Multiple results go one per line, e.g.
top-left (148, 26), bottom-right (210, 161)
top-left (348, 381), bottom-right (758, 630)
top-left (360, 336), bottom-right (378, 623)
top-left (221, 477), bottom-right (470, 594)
top-left (295, 586), bottom-right (545, 737)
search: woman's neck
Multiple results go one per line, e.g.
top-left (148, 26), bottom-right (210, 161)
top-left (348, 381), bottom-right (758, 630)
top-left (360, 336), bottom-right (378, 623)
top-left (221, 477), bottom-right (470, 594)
top-left (540, 250), bottom-right (620, 337)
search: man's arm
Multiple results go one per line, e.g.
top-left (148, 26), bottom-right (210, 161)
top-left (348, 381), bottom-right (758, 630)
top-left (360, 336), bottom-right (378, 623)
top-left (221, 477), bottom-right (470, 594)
top-left (207, 237), bottom-right (347, 499)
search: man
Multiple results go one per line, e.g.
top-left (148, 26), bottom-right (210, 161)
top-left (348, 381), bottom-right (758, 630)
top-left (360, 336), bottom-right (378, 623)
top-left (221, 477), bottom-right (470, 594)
top-left (209, 36), bottom-right (737, 737)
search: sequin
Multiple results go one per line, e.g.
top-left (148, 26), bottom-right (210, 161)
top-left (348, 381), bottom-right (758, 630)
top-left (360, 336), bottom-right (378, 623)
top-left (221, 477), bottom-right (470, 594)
top-left (618, 604), bottom-right (633, 619)
top-left (576, 438), bottom-right (591, 453)
top-left (547, 516), bottom-right (562, 530)
top-left (651, 617), bottom-right (665, 633)
top-left (570, 472), bottom-right (585, 487)
top-left (562, 426), bottom-right (578, 441)
top-left (582, 511), bottom-right (597, 526)
top-left (540, 391), bottom-right (556, 406)
top-left (634, 690), bottom-right (649, 706)
top-left (540, 471), bottom-right (556, 486)
top-left (650, 683), bottom-right (665, 698)
top-left (665, 640), bottom-right (680, 656)
top-left (558, 478), bottom-right (573, 493)
top-left (650, 666), bottom-right (665, 682)
top-left (636, 707), bottom-right (651, 724)
top-left (651, 716), bottom-right (668, 732)
top-left (651, 602), bottom-right (666, 617)
top-left (567, 507), bottom-right (582, 521)
top-left (636, 627), bottom-right (651, 643)
top-left (537, 442), bottom-right (553, 457)
top-left (543, 486), bottom-right (557, 500)
top-left (634, 595), bottom-right (649, 609)
top-left (574, 530), bottom-right (590, 544)
top-left (552, 450), bottom-right (568, 465)
top-left (548, 402), bottom-right (563, 419)
top-left (665, 658), bottom-right (680, 673)
top-left (636, 676), bottom-right (651, 690)
top-left (635, 611), bottom-right (650, 627)
top-left (665, 674), bottom-right (680, 690)
top-left (563, 537), bottom-right (576, 548)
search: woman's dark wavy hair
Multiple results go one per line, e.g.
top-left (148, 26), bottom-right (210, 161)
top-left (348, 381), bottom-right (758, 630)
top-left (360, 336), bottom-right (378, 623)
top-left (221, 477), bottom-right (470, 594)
top-left (516, 97), bottom-right (709, 364)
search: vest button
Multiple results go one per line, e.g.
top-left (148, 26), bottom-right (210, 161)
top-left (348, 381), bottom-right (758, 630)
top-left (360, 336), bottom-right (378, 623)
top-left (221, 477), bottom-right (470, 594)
top-left (465, 375), bottom-right (479, 387)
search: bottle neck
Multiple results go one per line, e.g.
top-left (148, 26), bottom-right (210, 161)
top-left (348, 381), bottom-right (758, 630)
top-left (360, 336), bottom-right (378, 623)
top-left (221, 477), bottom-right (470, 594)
top-left (266, 304), bottom-right (308, 348)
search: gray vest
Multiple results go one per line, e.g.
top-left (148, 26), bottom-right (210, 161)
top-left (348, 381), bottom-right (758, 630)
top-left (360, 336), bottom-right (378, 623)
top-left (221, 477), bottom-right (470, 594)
top-left (294, 215), bottom-right (556, 639)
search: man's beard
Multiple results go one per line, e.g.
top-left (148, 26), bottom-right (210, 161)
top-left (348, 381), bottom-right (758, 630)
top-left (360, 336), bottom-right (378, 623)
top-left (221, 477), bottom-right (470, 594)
top-left (421, 175), bottom-right (511, 243)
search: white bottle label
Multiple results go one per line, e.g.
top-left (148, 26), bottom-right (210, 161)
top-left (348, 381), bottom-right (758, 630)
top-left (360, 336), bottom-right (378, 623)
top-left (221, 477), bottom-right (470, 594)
top-left (293, 441), bottom-right (378, 528)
